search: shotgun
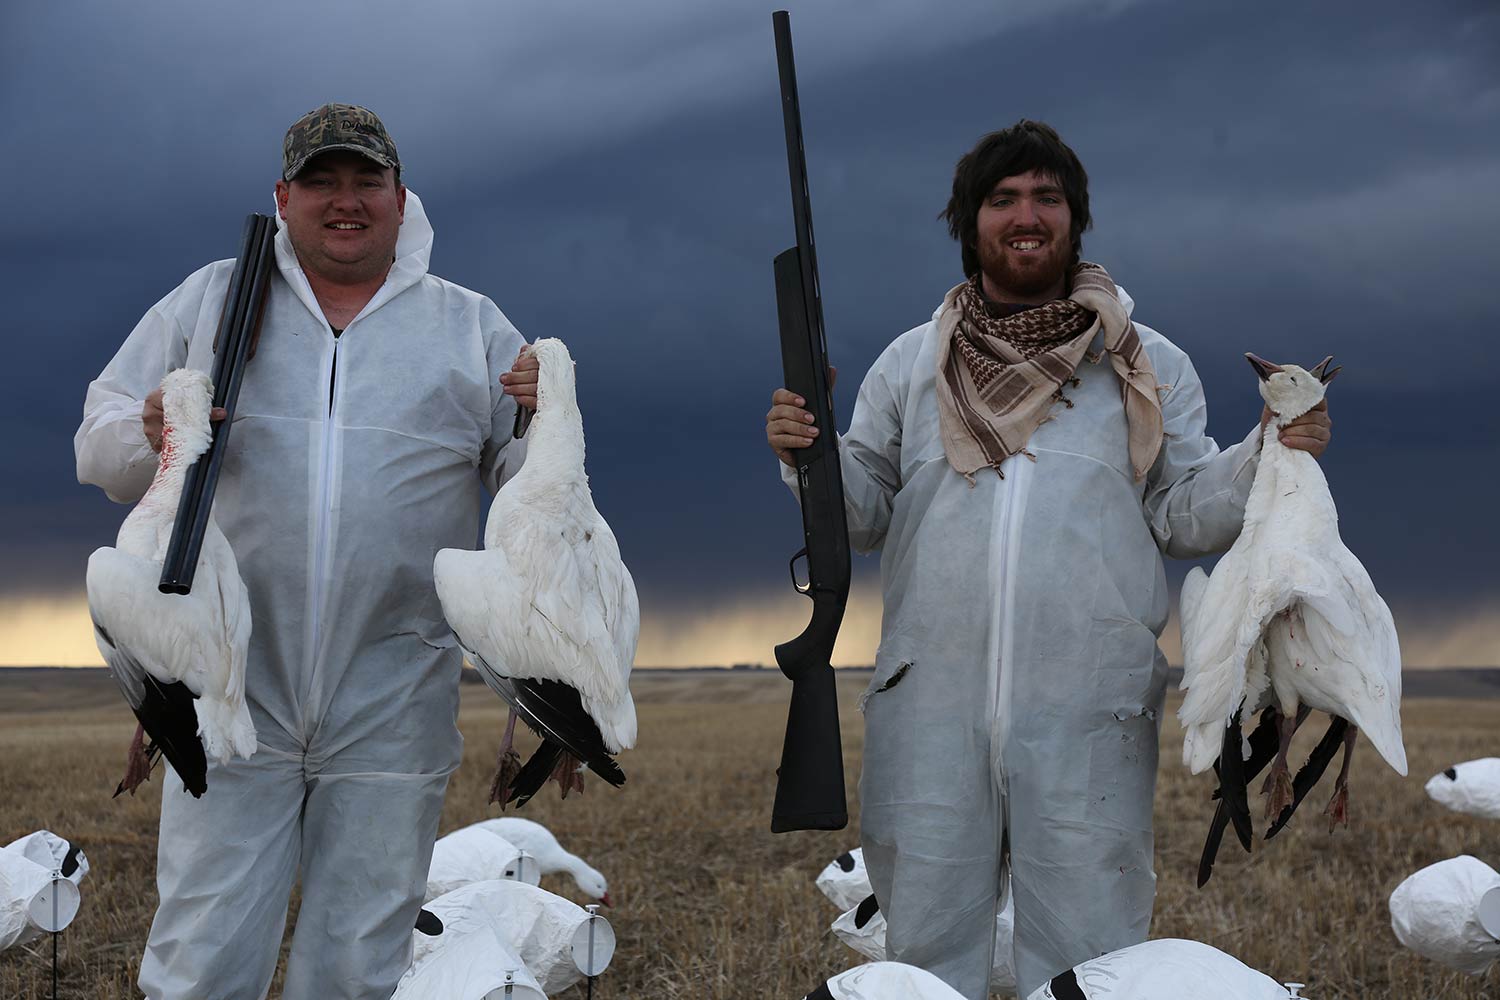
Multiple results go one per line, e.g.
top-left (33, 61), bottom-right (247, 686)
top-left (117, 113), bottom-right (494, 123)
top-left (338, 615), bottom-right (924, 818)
top-left (158, 213), bottom-right (276, 594)
top-left (769, 9), bottom-right (851, 834)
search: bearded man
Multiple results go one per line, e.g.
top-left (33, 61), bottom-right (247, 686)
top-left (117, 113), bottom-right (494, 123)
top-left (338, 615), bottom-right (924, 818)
top-left (764, 120), bottom-right (1330, 997)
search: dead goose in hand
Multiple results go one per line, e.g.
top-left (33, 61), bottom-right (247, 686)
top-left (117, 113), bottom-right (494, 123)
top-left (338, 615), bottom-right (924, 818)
top-left (435, 337), bottom-right (638, 807)
top-left (1178, 354), bottom-right (1405, 883)
top-left (85, 368), bottom-right (255, 797)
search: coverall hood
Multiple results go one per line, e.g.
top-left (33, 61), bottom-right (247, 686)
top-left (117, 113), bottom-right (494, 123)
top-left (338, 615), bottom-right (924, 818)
top-left (273, 187), bottom-right (435, 324)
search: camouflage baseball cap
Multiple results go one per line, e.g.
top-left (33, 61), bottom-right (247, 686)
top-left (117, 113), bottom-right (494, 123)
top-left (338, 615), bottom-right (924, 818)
top-left (282, 103), bottom-right (401, 181)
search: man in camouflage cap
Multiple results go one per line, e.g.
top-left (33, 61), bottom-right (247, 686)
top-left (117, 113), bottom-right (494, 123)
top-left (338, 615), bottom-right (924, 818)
top-left (77, 102), bottom-right (543, 999)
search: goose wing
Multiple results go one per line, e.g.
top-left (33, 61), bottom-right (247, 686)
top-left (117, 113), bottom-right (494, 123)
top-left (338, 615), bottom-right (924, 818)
top-left (87, 546), bottom-right (227, 696)
top-left (1271, 547), bottom-right (1405, 775)
top-left (1178, 546), bottom-right (1280, 773)
top-left (496, 499), bottom-right (632, 709)
top-left (87, 547), bottom-right (215, 793)
top-left (434, 541), bottom-right (522, 681)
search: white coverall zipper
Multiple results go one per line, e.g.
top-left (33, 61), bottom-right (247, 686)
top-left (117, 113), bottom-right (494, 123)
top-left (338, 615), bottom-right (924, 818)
top-left (306, 331), bottom-right (342, 729)
top-left (987, 457), bottom-right (1031, 792)
top-left (976, 455), bottom-right (1030, 982)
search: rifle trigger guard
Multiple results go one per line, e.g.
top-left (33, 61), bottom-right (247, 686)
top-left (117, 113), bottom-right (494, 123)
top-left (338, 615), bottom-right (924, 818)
top-left (789, 548), bottom-right (812, 595)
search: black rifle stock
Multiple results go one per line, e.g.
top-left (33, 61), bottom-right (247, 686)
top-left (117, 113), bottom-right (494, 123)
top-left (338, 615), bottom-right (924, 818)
top-left (769, 10), bottom-right (851, 834)
top-left (159, 213), bottom-right (276, 594)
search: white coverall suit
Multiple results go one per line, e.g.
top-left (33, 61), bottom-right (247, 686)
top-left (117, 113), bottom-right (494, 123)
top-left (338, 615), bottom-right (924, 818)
top-left (790, 287), bottom-right (1261, 999)
top-left (74, 193), bottom-right (527, 1000)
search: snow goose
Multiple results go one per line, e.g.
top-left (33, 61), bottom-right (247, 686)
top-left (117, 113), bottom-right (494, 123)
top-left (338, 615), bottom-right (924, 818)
top-left (435, 337), bottom-right (638, 807)
top-left (1025, 939), bottom-right (1294, 999)
top-left (1178, 355), bottom-right (1405, 875)
top-left (0, 831), bottom-right (88, 952)
top-left (1425, 758), bottom-right (1500, 820)
top-left (85, 368), bottom-right (255, 797)
top-left (468, 817), bottom-right (609, 905)
top-left (829, 888), bottom-right (1016, 995)
top-left (426, 826), bottom-right (536, 902)
top-left (805, 961), bottom-right (968, 1000)
top-left (413, 879), bottom-right (613, 994)
top-left (1389, 854), bottom-right (1500, 975)
top-left (816, 847), bottom-right (870, 911)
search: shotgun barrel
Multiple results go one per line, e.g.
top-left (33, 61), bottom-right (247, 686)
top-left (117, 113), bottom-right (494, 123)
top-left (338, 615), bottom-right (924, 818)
top-left (158, 213), bottom-right (276, 594)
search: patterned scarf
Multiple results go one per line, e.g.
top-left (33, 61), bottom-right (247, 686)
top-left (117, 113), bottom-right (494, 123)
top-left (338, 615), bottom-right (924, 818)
top-left (934, 261), bottom-right (1163, 481)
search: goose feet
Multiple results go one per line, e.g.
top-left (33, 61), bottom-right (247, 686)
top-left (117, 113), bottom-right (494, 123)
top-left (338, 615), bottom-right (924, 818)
top-left (1323, 724), bottom-right (1359, 832)
top-left (1264, 765), bottom-right (1295, 819)
top-left (551, 752), bottom-right (585, 799)
top-left (116, 723), bottom-right (154, 797)
top-left (1324, 783), bottom-right (1349, 830)
top-left (1261, 711), bottom-right (1299, 819)
top-left (489, 748), bottom-right (523, 806)
top-left (488, 708), bottom-right (523, 806)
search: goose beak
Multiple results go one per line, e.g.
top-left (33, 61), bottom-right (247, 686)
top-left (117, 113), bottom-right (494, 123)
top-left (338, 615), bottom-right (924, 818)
top-left (1309, 355), bottom-right (1342, 384)
top-left (599, 892), bottom-right (613, 908)
top-left (1245, 353), bottom-right (1282, 381)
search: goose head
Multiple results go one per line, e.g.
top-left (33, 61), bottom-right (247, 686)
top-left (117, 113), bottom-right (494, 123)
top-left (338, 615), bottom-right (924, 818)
top-left (523, 337), bottom-right (580, 423)
top-left (572, 861), bottom-right (610, 906)
top-left (1247, 353), bottom-right (1339, 425)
